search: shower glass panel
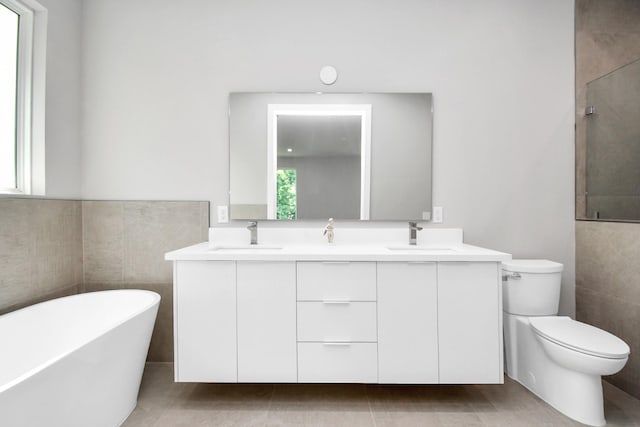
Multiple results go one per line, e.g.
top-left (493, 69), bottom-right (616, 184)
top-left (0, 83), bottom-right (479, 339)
top-left (585, 58), bottom-right (640, 221)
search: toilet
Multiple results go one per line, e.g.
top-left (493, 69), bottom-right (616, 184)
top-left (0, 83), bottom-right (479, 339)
top-left (502, 260), bottom-right (630, 426)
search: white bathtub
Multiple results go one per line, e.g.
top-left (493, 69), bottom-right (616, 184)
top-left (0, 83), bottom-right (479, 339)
top-left (0, 290), bottom-right (160, 427)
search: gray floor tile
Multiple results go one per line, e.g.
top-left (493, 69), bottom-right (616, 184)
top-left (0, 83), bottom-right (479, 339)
top-left (122, 363), bottom-right (640, 427)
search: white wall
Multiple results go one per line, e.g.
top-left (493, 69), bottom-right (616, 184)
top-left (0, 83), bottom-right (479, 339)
top-left (80, 0), bottom-right (575, 315)
top-left (39, 0), bottom-right (82, 198)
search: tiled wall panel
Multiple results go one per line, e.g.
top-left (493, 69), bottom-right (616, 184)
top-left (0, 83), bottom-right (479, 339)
top-left (0, 199), bottom-right (83, 314)
top-left (576, 221), bottom-right (640, 398)
top-left (575, 0), bottom-right (640, 400)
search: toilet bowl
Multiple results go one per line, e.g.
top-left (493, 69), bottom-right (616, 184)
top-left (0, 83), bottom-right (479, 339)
top-left (502, 260), bottom-right (630, 426)
top-left (531, 316), bottom-right (629, 376)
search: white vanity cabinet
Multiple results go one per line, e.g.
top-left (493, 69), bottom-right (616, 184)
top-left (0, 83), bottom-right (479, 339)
top-left (174, 261), bottom-right (237, 382)
top-left (437, 262), bottom-right (502, 383)
top-left (377, 262), bottom-right (439, 383)
top-left (169, 244), bottom-right (507, 385)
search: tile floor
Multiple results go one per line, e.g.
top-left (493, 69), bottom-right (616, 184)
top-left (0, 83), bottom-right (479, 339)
top-left (123, 363), bottom-right (640, 426)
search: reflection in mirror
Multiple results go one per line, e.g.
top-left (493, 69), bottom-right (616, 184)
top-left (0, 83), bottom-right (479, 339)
top-left (585, 58), bottom-right (640, 221)
top-left (229, 93), bottom-right (433, 221)
top-left (267, 104), bottom-right (371, 220)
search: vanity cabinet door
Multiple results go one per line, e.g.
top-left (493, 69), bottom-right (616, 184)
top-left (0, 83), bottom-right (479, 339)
top-left (437, 262), bottom-right (502, 383)
top-left (174, 261), bottom-right (237, 382)
top-left (377, 262), bottom-right (439, 384)
top-left (237, 261), bottom-right (297, 382)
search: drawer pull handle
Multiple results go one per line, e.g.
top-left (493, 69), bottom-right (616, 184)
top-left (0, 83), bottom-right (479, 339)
top-left (322, 300), bottom-right (351, 305)
top-left (321, 261), bottom-right (351, 265)
top-left (322, 342), bottom-right (351, 346)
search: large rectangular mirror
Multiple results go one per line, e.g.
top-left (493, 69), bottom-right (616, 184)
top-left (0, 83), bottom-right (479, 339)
top-left (229, 93), bottom-right (433, 221)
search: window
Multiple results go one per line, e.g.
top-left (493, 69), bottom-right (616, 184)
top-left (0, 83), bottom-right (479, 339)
top-left (0, 2), bottom-right (19, 191)
top-left (0, 0), bottom-right (46, 195)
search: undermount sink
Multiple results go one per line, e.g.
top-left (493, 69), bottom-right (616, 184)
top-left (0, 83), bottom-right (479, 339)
top-left (209, 244), bottom-right (283, 251)
top-left (386, 245), bottom-right (458, 252)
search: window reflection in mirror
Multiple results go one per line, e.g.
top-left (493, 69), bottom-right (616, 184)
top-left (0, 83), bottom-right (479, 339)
top-left (276, 168), bottom-right (297, 220)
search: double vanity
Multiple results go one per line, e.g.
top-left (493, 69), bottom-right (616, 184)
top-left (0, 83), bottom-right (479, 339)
top-left (165, 227), bottom-right (511, 385)
top-left (164, 93), bottom-right (512, 385)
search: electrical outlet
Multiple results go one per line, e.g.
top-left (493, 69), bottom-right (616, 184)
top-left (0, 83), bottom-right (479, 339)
top-left (217, 205), bottom-right (229, 223)
top-left (432, 206), bottom-right (443, 223)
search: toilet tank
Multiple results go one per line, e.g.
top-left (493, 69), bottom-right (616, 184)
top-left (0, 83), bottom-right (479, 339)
top-left (502, 259), bottom-right (563, 316)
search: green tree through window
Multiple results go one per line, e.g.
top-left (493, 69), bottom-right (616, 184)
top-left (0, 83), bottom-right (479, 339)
top-left (277, 169), bottom-right (296, 220)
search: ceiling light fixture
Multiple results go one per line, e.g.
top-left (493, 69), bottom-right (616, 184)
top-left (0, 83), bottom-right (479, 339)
top-left (319, 65), bottom-right (338, 85)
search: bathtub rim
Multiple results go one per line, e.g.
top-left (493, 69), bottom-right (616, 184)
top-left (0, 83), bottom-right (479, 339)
top-left (0, 289), bottom-right (160, 394)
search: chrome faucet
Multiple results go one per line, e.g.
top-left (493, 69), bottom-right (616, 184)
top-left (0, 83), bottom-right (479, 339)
top-left (409, 221), bottom-right (423, 245)
top-left (247, 221), bottom-right (258, 245)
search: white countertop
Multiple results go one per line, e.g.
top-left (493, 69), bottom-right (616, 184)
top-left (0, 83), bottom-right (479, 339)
top-left (165, 241), bottom-right (511, 262)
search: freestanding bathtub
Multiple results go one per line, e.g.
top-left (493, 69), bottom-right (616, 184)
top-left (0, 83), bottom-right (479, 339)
top-left (0, 290), bottom-right (160, 427)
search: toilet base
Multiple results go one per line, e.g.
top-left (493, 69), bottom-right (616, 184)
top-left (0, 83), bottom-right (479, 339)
top-left (504, 314), bottom-right (606, 426)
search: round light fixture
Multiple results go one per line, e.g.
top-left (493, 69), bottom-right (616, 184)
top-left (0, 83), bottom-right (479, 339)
top-left (319, 65), bottom-right (338, 85)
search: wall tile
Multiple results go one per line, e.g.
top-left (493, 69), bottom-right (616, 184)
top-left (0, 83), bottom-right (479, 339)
top-left (123, 201), bottom-right (207, 284)
top-left (0, 199), bottom-right (82, 312)
top-left (0, 200), bottom-right (36, 309)
top-left (32, 201), bottom-right (82, 292)
top-left (576, 221), bottom-right (640, 302)
top-left (576, 221), bottom-right (640, 400)
top-left (575, 285), bottom-right (601, 325)
top-left (83, 201), bottom-right (124, 283)
top-left (84, 282), bottom-right (125, 292)
top-left (200, 202), bottom-right (210, 232)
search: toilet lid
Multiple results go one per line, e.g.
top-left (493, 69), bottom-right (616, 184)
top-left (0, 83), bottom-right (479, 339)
top-left (502, 259), bottom-right (563, 273)
top-left (530, 317), bottom-right (630, 359)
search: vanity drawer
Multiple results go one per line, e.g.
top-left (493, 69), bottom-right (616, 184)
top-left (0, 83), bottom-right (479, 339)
top-left (297, 301), bottom-right (377, 342)
top-left (297, 342), bottom-right (378, 383)
top-left (297, 262), bottom-right (376, 301)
